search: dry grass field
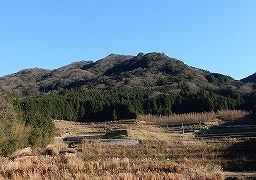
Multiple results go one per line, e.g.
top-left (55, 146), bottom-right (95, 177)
top-left (137, 110), bottom-right (250, 125)
top-left (0, 140), bottom-right (224, 180)
top-left (0, 110), bottom-right (255, 180)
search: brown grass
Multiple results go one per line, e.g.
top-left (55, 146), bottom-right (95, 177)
top-left (54, 120), bottom-right (105, 137)
top-left (5, 110), bottom-right (250, 179)
top-left (0, 153), bottom-right (223, 180)
top-left (0, 141), bottom-right (224, 180)
top-left (137, 110), bottom-right (249, 125)
top-left (78, 139), bottom-right (232, 163)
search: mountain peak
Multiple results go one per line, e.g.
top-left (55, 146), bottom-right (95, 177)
top-left (101, 54), bottom-right (133, 61)
top-left (0, 52), bottom-right (251, 95)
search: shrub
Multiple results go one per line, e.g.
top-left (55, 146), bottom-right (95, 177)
top-left (0, 93), bottom-right (54, 156)
top-left (0, 95), bottom-right (30, 156)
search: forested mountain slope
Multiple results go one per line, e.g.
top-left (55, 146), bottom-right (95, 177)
top-left (1, 52), bottom-right (253, 95)
top-left (241, 73), bottom-right (256, 83)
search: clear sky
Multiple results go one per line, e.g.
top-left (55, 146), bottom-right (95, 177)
top-left (0, 0), bottom-right (255, 79)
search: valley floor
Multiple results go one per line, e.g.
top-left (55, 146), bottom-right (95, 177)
top-left (1, 110), bottom-right (256, 180)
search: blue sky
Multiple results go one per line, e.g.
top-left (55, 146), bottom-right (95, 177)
top-left (0, 0), bottom-right (256, 79)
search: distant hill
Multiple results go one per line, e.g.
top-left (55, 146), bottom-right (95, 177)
top-left (241, 73), bottom-right (256, 83)
top-left (0, 52), bottom-right (254, 95)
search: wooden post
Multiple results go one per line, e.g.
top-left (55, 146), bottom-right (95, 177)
top-left (199, 121), bottom-right (202, 135)
top-left (104, 122), bottom-right (107, 133)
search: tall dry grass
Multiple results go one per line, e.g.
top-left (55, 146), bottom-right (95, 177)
top-left (0, 153), bottom-right (223, 180)
top-left (137, 110), bottom-right (249, 125)
top-left (0, 140), bottom-right (225, 180)
top-left (78, 139), bottom-right (232, 163)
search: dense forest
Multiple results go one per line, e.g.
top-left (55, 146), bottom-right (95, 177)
top-left (17, 88), bottom-right (253, 122)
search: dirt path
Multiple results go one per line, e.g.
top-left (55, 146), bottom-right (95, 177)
top-left (224, 172), bottom-right (256, 178)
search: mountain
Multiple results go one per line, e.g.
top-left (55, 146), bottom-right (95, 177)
top-left (0, 52), bottom-right (254, 95)
top-left (241, 73), bottom-right (256, 83)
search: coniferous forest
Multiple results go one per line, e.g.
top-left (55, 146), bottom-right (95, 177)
top-left (17, 88), bottom-right (254, 123)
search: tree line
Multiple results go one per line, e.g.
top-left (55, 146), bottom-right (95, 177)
top-left (17, 88), bottom-right (249, 122)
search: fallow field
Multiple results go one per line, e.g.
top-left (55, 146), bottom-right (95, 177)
top-left (1, 110), bottom-right (256, 180)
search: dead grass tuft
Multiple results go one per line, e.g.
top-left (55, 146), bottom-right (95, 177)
top-left (43, 143), bottom-right (68, 156)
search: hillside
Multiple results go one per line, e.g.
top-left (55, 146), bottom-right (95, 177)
top-left (241, 73), bottom-right (256, 83)
top-left (0, 52), bottom-right (254, 95)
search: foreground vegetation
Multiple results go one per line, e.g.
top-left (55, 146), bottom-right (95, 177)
top-left (0, 95), bottom-right (30, 156)
top-left (0, 93), bottom-right (54, 156)
top-left (0, 140), bottom-right (224, 180)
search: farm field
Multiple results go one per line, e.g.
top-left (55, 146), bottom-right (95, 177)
top-left (1, 110), bottom-right (256, 180)
top-left (53, 110), bottom-right (256, 179)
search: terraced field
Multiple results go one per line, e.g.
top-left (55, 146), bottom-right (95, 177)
top-left (53, 111), bottom-right (256, 179)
